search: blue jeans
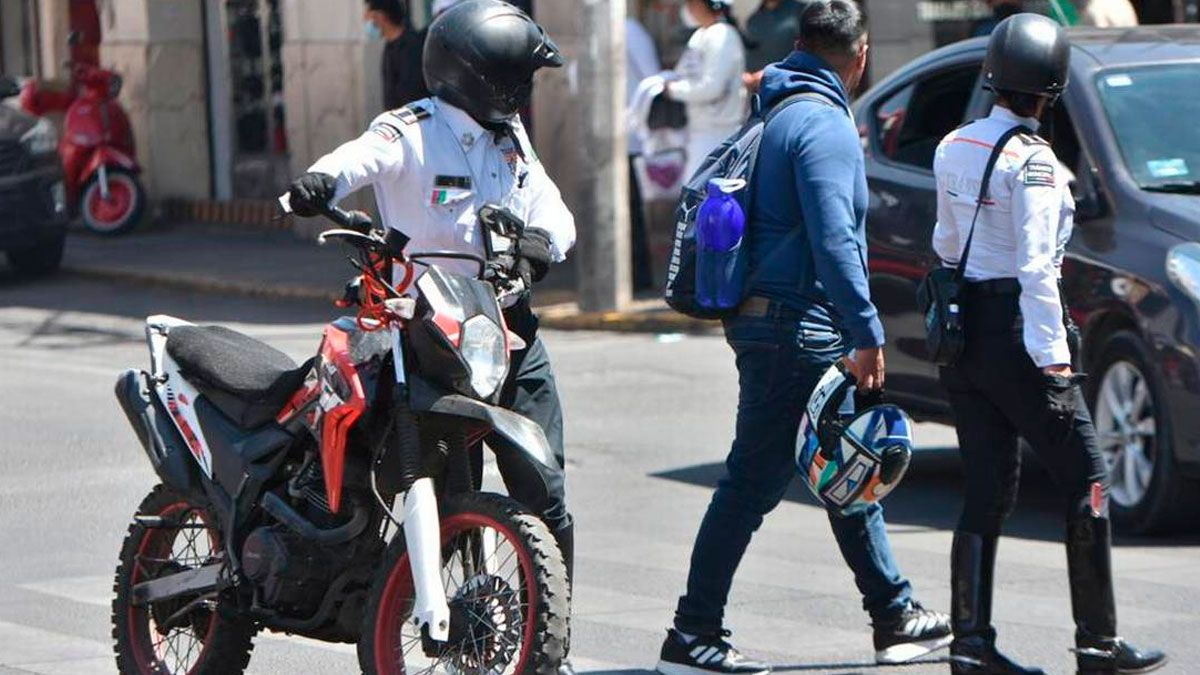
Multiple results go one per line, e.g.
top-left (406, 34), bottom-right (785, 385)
top-left (673, 313), bottom-right (913, 635)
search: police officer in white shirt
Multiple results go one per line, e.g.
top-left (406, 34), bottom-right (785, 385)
top-left (932, 14), bottom-right (1165, 675)
top-left (286, 0), bottom-right (578, 631)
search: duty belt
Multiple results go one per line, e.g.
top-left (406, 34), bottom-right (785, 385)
top-left (964, 278), bottom-right (1021, 296)
top-left (737, 296), bottom-right (804, 319)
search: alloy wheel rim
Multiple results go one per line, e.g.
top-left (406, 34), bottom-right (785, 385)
top-left (1095, 360), bottom-right (1157, 508)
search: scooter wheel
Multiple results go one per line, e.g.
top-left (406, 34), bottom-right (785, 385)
top-left (82, 168), bottom-right (145, 236)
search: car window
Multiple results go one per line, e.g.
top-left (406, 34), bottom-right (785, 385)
top-left (1095, 64), bottom-right (1200, 191)
top-left (874, 65), bottom-right (980, 171)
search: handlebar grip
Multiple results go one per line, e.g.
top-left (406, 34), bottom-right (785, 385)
top-left (322, 206), bottom-right (373, 234)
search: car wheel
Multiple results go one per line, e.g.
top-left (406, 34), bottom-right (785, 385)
top-left (7, 235), bottom-right (65, 278)
top-left (1088, 331), bottom-right (1200, 534)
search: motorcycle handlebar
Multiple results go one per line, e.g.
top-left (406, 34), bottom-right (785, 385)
top-left (319, 205), bottom-right (373, 235)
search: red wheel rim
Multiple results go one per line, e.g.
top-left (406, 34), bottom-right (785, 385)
top-left (126, 502), bottom-right (220, 675)
top-left (86, 176), bottom-right (136, 227)
top-left (373, 512), bottom-right (539, 675)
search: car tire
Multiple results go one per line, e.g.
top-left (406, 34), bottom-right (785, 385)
top-left (1087, 331), bottom-right (1200, 534)
top-left (7, 234), bottom-right (65, 277)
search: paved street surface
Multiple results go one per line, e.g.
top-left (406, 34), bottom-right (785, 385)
top-left (1, 274), bottom-right (1197, 674)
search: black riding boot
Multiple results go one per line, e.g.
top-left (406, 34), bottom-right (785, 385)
top-left (1067, 516), bottom-right (1166, 674)
top-left (950, 531), bottom-right (1046, 675)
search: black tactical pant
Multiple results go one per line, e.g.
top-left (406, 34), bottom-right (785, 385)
top-left (939, 287), bottom-right (1107, 536)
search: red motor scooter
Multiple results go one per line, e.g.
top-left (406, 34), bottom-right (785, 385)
top-left (21, 37), bottom-right (144, 235)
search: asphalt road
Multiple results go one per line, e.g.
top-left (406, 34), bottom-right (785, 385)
top-left (1, 274), bottom-right (1197, 675)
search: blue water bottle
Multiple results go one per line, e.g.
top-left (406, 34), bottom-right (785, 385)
top-left (695, 178), bottom-right (748, 309)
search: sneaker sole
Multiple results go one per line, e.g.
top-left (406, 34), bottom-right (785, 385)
top-left (655, 659), bottom-right (771, 675)
top-left (875, 634), bottom-right (953, 664)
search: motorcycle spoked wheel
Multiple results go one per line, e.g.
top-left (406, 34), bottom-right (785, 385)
top-left (111, 484), bottom-right (256, 675)
top-left (359, 492), bottom-right (570, 675)
top-left (81, 168), bottom-right (145, 236)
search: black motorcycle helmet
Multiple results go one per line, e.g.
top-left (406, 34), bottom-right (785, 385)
top-left (982, 13), bottom-right (1070, 98)
top-left (423, 0), bottom-right (564, 124)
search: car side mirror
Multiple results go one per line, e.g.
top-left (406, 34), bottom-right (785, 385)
top-left (1072, 164), bottom-right (1109, 223)
top-left (0, 76), bottom-right (20, 99)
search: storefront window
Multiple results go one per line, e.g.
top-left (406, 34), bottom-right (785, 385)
top-left (0, 0), bottom-right (39, 77)
top-left (225, 0), bottom-right (288, 198)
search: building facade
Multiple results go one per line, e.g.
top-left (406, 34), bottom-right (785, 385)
top-left (2, 0), bottom-right (1195, 210)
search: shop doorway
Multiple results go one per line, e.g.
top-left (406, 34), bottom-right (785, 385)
top-left (204, 0), bottom-right (288, 200)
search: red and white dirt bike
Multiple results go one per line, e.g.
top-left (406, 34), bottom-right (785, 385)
top-left (110, 203), bottom-right (569, 674)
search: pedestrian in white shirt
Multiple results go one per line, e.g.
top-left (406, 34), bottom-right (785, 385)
top-left (931, 13), bottom-right (1165, 675)
top-left (666, 0), bottom-right (749, 179)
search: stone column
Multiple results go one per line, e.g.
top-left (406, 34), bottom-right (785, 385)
top-left (36, 0), bottom-right (71, 81)
top-left (534, 0), bottom-right (631, 312)
top-left (100, 0), bottom-right (211, 200)
top-left (279, 0), bottom-right (380, 224)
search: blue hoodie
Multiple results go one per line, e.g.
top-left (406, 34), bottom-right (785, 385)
top-left (747, 51), bottom-right (885, 349)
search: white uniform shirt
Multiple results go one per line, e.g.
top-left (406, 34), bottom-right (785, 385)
top-left (309, 98), bottom-right (576, 280)
top-left (669, 22), bottom-right (747, 132)
top-left (932, 105), bottom-right (1075, 368)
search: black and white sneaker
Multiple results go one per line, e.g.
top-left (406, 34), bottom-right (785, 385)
top-left (873, 601), bottom-right (953, 664)
top-left (656, 629), bottom-right (771, 675)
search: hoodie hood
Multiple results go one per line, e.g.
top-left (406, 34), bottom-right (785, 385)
top-left (758, 51), bottom-right (850, 113)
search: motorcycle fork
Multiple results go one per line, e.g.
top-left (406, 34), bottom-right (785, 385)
top-left (388, 325), bottom-right (452, 642)
top-left (97, 163), bottom-right (110, 200)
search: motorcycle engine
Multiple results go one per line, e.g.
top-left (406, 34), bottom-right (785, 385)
top-left (241, 525), bottom-right (333, 617)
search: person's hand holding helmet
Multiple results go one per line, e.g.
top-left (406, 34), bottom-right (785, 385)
top-left (287, 172), bottom-right (338, 218)
top-left (843, 346), bottom-right (886, 391)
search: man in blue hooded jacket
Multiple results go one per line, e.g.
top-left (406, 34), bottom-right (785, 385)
top-left (656, 4), bottom-right (950, 674)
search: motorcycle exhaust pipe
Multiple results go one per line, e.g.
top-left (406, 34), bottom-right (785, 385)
top-left (114, 369), bottom-right (196, 493)
top-left (260, 492), bottom-right (369, 545)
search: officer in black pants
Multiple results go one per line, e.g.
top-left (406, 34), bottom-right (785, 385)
top-left (931, 14), bottom-right (1166, 675)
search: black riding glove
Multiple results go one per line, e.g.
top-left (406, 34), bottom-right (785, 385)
top-left (515, 228), bottom-right (554, 287)
top-left (1043, 372), bottom-right (1086, 448)
top-left (287, 172), bottom-right (337, 218)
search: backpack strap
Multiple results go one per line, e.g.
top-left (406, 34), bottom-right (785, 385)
top-left (763, 92), bottom-right (837, 125)
top-left (953, 124), bottom-right (1029, 282)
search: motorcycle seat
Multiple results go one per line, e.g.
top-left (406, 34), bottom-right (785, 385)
top-left (165, 325), bottom-right (313, 429)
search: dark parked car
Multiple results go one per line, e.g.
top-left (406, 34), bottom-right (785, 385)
top-left (855, 26), bottom-right (1200, 533)
top-left (0, 75), bottom-right (68, 276)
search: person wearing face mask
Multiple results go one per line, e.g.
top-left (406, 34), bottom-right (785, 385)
top-left (287, 4), bottom-right (577, 671)
top-left (364, 0), bottom-right (428, 110)
top-left (656, 4), bottom-right (951, 674)
top-left (666, 0), bottom-right (751, 179)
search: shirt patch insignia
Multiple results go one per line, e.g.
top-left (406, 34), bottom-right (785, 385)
top-left (388, 104), bottom-right (431, 126)
top-left (1023, 161), bottom-right (1056, 187)
top-left (430, 187), bottom-right (471, 206)
top-left (370, 122), bottom-right (403, 143)
top-left (434, 175), bottom-right (471, 189)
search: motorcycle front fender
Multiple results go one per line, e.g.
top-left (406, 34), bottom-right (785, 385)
top-left (411, 389), bottom-right (557, 470)
top-left (82, 146), bottom-right (138, 182)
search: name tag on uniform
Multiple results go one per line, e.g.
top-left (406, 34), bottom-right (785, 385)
top-left (431, 175), bottom-right (472, 206)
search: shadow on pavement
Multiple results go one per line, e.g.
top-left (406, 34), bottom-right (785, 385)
top-left (0, 273), bottom-right (336, 327)
top-left (651, 451), bottom-right (1200, 545)
top-left (772, 655), bottom-right (951, 672)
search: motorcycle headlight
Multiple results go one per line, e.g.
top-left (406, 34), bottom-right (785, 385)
top-left (20, 118), bottom-right (57, 156)
top-left (1167, 242), bottom-right (1200, 306)
top-left (460, 315), bottom-right (507, 399)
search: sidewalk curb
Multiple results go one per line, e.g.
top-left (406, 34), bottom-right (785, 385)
top-left (62, 265), bottom-right (338, 303)
top-left (61, 264), bottom-right (721, 335)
